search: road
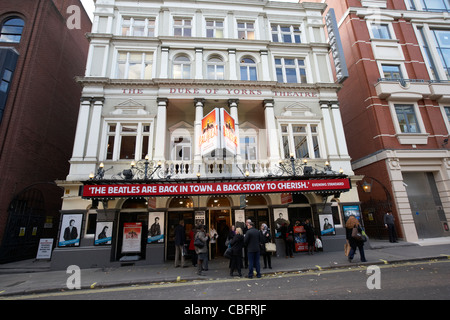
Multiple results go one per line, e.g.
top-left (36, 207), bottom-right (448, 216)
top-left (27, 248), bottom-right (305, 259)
top-left (5, 259), bottom-right (450, 302)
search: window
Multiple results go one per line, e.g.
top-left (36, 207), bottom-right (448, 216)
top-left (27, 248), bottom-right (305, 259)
top-left (207, 56), bottom-right (225, 80)
top-left (271, 24), bottom-right (301, 43)
top-left (420, 0), bottom-right (450, 11)
top-left (172, 136), bottom-right (192, 161)
top-left (382, 64), bottom-right (403, 79)
top-left (173, 55), bottom-right (191, 79)
top-left (275, 58), bottom-right (307, 83)
top-left (431, 29), bottom-right (450, 79)
top-left (417, 27), bottom-right (439, 80)
top-left (206, 20), bottom-right (224, 38)
top-left (371, 24), bottom-right (391, 39)
top-left (395, 105), bottom-right (420, 133)
top-left (0, 17), bottom-right (25, 43)
top-left (280, 123), bottom-right (321, 159)
top-left (105, 122), bottom-right (151, 161)
top-left (116, 52), bottom-right (153, 79)
top-left (174, 18), bottom-right (192, 37)
top-left (240, 57), bottom-right (257, 80)
top-left (240, 136), bottom-right (257, 160)
top-left (0, 69), bottom-right (13, 93)
top-left (237, 21), bottom-right (255, 40)
top-left (121, 17), bottom-right (155, 37)
top-left (444, 106), bottom-right (450, 124)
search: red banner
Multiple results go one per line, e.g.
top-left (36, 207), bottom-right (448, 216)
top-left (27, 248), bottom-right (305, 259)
top-left (83, 178), bottom-right (351, 198)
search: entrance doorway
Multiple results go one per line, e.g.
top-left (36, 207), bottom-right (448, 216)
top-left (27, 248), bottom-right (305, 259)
top-left (167, 197), bottom-right (194, 260)
top-left (207, 197), bottom-right (231, 257)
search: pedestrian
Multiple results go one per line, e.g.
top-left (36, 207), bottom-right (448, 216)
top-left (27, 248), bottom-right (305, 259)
top-left (188, 227), bottom-right (197, 267)
top-left (260, 223), bottom-right (272, 269)
top-left (244, 221), bottom-right (262, 278)
top-left (304, 219), bottom-right (315, 255)
top-left (243, 219), bottom-right (252, 268)
top-left (229, 227), bottom-right (244, 277)
top-left (194, 224), bottom-right (209, 276)
top-left (384, 210), bottom-right (398, 243)
top-left (226, 225), bottom-right (236, 247)
top-left (281, 220), bottom-right (294, 258)
top-left (174, 220), bottom-right (187, 268)
top-left (209, 224), bottom-right (218, 259)
top-left (345, 215), bottom-right (367, 262)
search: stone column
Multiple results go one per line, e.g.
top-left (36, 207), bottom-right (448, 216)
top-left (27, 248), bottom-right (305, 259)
top-left (264, 99), bottom-right (280, 163)
top-left (228, 99), bottom-right (240, 160)
top-left (85, 98), bottom-right (105, 161)
top-left (194, 98), bottom-right (204, 164)
top-left (228, 49), bottom-right (237, 80)
top-left (154, 98), bottom-right (168, 161)
top-left (320, 101), bottom-right (338, 158)
top-left (70, 98), bottom-right (92, 161)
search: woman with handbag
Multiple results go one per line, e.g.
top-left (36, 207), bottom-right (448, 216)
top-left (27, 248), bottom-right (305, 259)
top-left (194, 225), bottom-right (209, 276)
top-left (345, 215), bottom-right (367, 263)
top-left (229, 227), bottom-right (244, 277)
top-left (260, 224), bottom-right (272, 269)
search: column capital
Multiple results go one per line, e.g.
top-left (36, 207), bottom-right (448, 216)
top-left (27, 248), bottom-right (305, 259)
top-left (228, 99), bottom-right (239, 107)
top-left (157, 97), bottom-right (168, 105)
top-left (194, 98), bottom-right (205, 106)
top-left (263, 99), bottom-right (274, 108)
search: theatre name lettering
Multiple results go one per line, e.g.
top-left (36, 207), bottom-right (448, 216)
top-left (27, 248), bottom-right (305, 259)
top-left (122, 87), bottom-right (318, 98)
top-left (83, 179), bottom-right (351, 198)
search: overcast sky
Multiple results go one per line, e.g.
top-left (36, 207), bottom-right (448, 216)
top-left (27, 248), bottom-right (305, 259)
top-left (80, 0), bottom-right (300, 21)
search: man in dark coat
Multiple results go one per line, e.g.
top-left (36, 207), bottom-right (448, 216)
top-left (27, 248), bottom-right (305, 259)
top-left (244, 222), bottom-right (263, 278)
top-left (174, 220), bottom-right (186, 268)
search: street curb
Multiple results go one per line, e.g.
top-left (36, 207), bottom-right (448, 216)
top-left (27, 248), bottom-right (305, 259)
top-left (1, 255), bottom-right (449, 298)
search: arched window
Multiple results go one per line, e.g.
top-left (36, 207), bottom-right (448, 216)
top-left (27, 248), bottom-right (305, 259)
top-left (173, 55), bottom-right (191, 79)
top-left (0, 17), bottom-right (25, 43)
top-left (207, 56), bottom-right (224, 80)
top-left (240, 57), bottom-right (257, 81)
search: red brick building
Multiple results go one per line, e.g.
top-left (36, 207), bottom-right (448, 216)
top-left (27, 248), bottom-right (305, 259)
top-left (0, 0), bottom-right (91, 262)
top-left (308, 0), bottom-right (450, 241)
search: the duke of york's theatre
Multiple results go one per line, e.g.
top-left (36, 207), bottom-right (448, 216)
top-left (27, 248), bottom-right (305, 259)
top-left (53, 0), bottom-right (362, 270)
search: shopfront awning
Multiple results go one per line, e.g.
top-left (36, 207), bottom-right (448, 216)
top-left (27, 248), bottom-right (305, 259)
top-left (82, 176), bottom-right (351, 199)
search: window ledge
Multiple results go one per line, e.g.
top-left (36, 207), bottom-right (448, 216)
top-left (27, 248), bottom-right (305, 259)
top-left (395, 133), bottom-right (429, 145)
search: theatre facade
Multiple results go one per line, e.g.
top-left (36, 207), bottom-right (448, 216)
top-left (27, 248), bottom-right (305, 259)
top-left (53, 0), bottom-right (362, 270)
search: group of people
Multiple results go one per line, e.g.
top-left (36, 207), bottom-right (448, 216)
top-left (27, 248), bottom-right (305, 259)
top-left (279, 219), bottom-right (316, 258)
top-left (226, 220), bottom-right (272, 278)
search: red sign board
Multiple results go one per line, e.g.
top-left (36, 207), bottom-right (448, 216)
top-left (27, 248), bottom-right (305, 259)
top-left (83, 178), bottom-right (351, 198)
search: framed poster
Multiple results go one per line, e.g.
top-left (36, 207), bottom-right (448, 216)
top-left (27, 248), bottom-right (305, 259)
top-left (319, 214), bottom-right (336, 236)
top-left (273, 208), bottom-right (288, 238)
top-left (234, 209), bottom-right (245, 231)
top-left (195, 211), bottom-right (205, 227)
top-left (58, 214), bottom-right (82, 247)
top-left (148, 212), bottom-right (164, 244)
top-left (122, 222), bottom-right (142, 253)
top-left (343, 205), bottom-right (361, 222)
top-left (94, 221), bottom-right (113, 245)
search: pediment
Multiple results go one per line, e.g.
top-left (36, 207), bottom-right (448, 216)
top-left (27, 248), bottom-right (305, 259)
top-left (281, 102), bottom-right (316, 117)
top-left (111, 99), bottom-right (148, 115)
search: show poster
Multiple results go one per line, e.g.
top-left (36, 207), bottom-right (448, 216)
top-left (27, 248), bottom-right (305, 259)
top-left (273, 208), bottom-right (288, 238)
top-left (221, 108), bottom-right (237, 155)
top-left (199, 108), bottom-right (237, 156)
top-left (319, 214), bottom-right (335, 235)
top-left (95, 221), bottom-right (113, 245)
top-left (122, 222), bottom-right (142, 253)
top-left (199, 108), bottom-right (219, 155)
top-left (148, 212), bottom-right (164, 244)
top-left (58, 214), bottom-right (82, 247)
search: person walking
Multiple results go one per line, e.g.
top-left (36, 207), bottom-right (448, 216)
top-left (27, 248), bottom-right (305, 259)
top-left (174, 220), bottom-right (186, 268)
top-left (244, 221), bottom-right (262, 278)
top-left (229, 227), bottom-right (244, 277)
top-left (384, 210), bottom-right (398, 243)
top-left (281, 220), bottom-right (294, 258)
top-left (304, 219), bottom-right (315, 255)
top-left (260, 223), bottom-right (272, 269)
top-left (194, 224), bottom-right (209, 276)
top-left (188, 227), bottom-right (197, 267)
top-left (209, 225), bottom-right (218, 259)
top-left (345, 216), bottom-right (367, 262)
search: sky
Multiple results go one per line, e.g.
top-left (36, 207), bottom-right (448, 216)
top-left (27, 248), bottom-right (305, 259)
top-left (80, 0), bottom-right (300, 21)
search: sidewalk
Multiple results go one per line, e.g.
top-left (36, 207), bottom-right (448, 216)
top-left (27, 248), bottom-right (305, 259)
top-left (0, 237), bottom-right (449, 297)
